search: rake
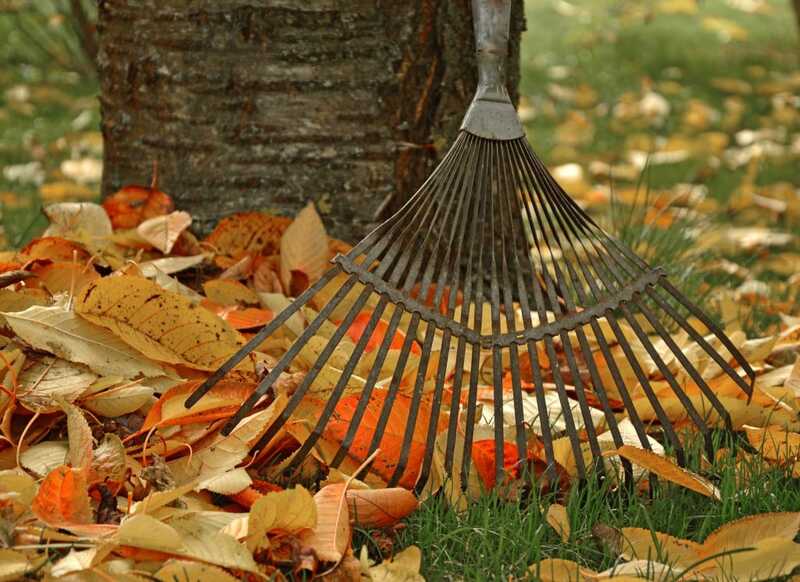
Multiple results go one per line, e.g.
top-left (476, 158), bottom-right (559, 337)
top-left (186, 0), bottom-right (754, 490)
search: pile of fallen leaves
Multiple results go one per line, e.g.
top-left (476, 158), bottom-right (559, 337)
top-left (0, 186), bottom-right (423, 580)
top-left (1, 181), bottom-right (800, 580)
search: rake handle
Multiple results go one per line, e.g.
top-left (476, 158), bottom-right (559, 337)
top-left (461, 0), bottom-right (524, 140)
top-left (473, 0), bottom-right (511, 95)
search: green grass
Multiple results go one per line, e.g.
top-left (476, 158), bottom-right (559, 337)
top-left (389, 437), bottom-right (800, 580)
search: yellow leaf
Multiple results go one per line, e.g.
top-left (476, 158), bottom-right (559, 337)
top-left (202, 279), bottom-right (260, 307)
top-left (118, 514), bottom-right (183, 552)
top-left (613, 445), bottom-right (720, 499)
top-left (2, 301), bottom-right (166, 378)
top-left (699, 512), bottom-right (800, 557)
top-left (62, 400), bottom-right (94, 475)
top-left (545, 503), bottom-right (570, 542)
top-left (155, 561), bottom-right (239, 582)
top-left (744, 425), bottom-right (800, 471)
top-left (617, 527), bottom-right (701, 568)
top-left (693, 537), bottom-right (800, 581)
top-left (75, 275), bottom-right (245, 371)
top-left (17, 355), bottom-right (97, 413)
top-left (247, 486), bottom-right (317, 552)
top-left (528, 558), bottom-right (596, 582)
top-left (280, 202), bottom-right (329, 295)
top-left (0, 549), bottom-right (35, 582)
top-left (369, 545), bottom-right (425, 582)
top-left (303, 482), bottom-right (351, 563)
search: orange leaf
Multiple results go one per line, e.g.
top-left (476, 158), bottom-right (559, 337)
top-left (472, 440), bottom-right (521, 490)
top-left (28, 262), bottom-right (100, 295)
top-left (204, 211), bottom-right (291, 257)
top-left (20, 237), bottom-right (91, 262)
top-left (346, 488), bottom-right (418, 528)
top-left (102, 185), bottom-right (174, 230)
top-left (31, 465), bottom-right (92, 527)
top-left (344, 311), bottom-right (420, 355)
top-left (140, 379), bottom-right (256, 433)
top-left (324, 392), bottom-right (445, 488)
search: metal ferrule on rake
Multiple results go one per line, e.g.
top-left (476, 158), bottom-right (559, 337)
top-left (186, 0), bottom-right (756, 491)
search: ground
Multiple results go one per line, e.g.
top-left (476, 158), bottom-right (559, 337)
top-left (1, 1), bottom-right (799, 580)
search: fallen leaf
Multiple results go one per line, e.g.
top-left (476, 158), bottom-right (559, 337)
top-left (155, 561), bottom-right (240, 582)
top-left (369, 545), bottom-right (425, 582)
top-left (303, 482), bottom-right (350, 563)
top-left (247, 486), bottom-right (317, 552)
top-left (43, 202), bottom-right (112, 241)
top-left (31, 465), bottom-right (93, 527)
top-left (137, 210), bottom-right (192, 254)
top-left (204, 211), bottom-right (291, 257)
top-left (346, 487), bottom-right (419, 528)
top-left (613, 445), bottom-right (720, 499)
top-left (280, 203), bottom-right (329, 295)
top-left (3, 300), bottom-right (166, 378)
top-left (75, 275), bottom-right (245, 371)
top-left (545, 503), bottom-right (570, 542)
top-left (103, 184), bottom-right (174, 229)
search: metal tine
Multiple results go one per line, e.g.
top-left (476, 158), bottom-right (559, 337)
top-left (487, 140), bottom-right (508, 486)
top-left (540, 163), bottom-right (755, 397)
top-left (328, 139), bottom-right (475, 484)
top-left (330, 305), bottom-right (406, 468)
top-left (494, 141), bottom-right (532, 477)
top-left (185, 267), bottom-right (339, 407)
top-left (604, 311), bottom-right (687, 464)
top-left (635, 296), bottom-right (735, 433)
top-left (418, 136), bottom-right (485, 487)
top-left (388, 322), bottom-right (438, 486)
top-left (512, 143), bottom-right (598, 477)
top-left (496, 148), bottom-right (560, 484)
top-left (443, 137), bottom-right (483, 474)
top-left (283, 294), bottom-right (392, 474)
top-left (618, 302), bottom-right (714, 453)
top-left (389, 147), bottom-right (484, 487)
top-left (347, 132), bottom-right (470, 258)
top-left (190, 136), bottom-right (456, 414)
top-left (515, 147), bottom-right (618, 465)
top-left (657, 280), bottom-right (755, 394)
top-left (460, 137), bottom-right (492, 486)
top-left (295, 132), bottom-right (475, 478)
top-left (239, 172), bottom-right (456, 444)
top-left (514, 143), bottom-right (640, 454)
top-left (504, 145), bottom-right (580, 482)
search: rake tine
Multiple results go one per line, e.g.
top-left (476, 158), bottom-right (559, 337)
top-left (247, 281), bottom-right (374, 453)
top-left (283, 295), bottom-right (390, 474)
top-left (389, 321), bottom-right (438, 487)
top-left (221, 273), bottom-right (359, 434)
top-left (619, 302), bottom-right (713, 455)
top-left (604, 311), bottom-right (686, 465)
top-left (460, 340), bottom-right (483, 487)
top-left (638, 293), bottom-right (734, 433)
top-left (658, 280), bottom-right (755, 395)
top-left (330, 304), bottom-right (406, 468)
top-left (364, 313), bottom-right (422, 478)
top-left (185, 267), bottom-right (339, 407)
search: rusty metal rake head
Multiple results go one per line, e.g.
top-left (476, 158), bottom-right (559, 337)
top-left (186, 0), bottom-right (754, 490)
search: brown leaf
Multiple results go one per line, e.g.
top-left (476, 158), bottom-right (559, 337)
top-left (204, 211), bottom-right (291, 257)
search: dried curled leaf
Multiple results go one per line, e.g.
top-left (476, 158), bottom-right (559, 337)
top-left (103, 184), bottom-right (174, 230)
top-left (613, 445), bottom-right (721, 499)
top-left (75, 275), bottom-right (245, 371)
top-left (280, 203), bottom-right (329, 295)
top-left (346, 487), bottom-right (419, 528)
top-left (204, 211), bottom-right (291, 257)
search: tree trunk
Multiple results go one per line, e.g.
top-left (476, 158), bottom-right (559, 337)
top-left (97, 0), bottom-right (524, 241)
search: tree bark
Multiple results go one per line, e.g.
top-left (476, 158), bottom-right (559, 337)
top-left (97, 0), bottom-right (524, 241)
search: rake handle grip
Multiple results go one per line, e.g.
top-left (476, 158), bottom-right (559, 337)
top-left (461, 0), bottom-right (524, 140)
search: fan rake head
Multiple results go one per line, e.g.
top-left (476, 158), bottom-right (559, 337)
top-left (186, 0), bottom-right (754, 491)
